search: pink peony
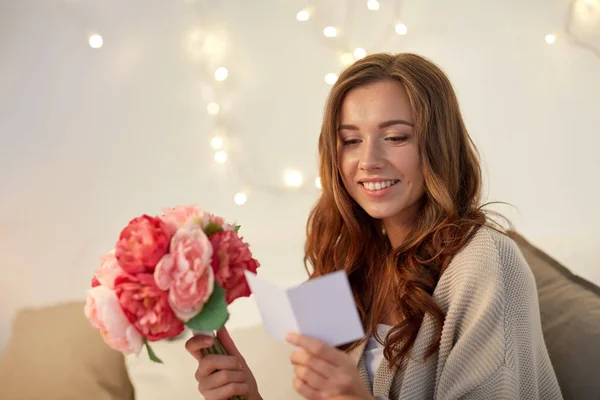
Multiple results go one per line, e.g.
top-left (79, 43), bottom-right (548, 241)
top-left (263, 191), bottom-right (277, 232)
top-left (92, 250), bottom-right (127, 289)
top-left (154, 223), bottom-right (214, 321)
top-left (115, 215), bottom-right (170, 274)
top-left (209, 230), bottom-right (260, 304)
top-left (160, 205), bottom-right (203, 237)
top-left (84, 285), bottom-right (144, 355)
top-left (114, 273), bottom-right (184, 341)
top-left (160, 205), bottom-right (236, 235)
top-left (200, 212), bottom-right (237, 232)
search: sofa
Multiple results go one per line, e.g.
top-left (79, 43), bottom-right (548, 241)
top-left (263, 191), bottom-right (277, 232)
top-left (0, 232), bottom-right (599, 399)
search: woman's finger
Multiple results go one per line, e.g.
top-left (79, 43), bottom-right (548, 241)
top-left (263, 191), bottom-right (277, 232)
top-left (290, 348), bottom-right (334, 378)
top-left (202, 382), bottom-right (249, 400)
top-left (286, 332), bottom-right (341, 365)
top-left (198, 369), bottom-right (246, 391)
top-left (196, 354), bottom-right (243, 378)
top-left (293, 376), bottom-right (323, 400)
top-left (185, 334), bottom-right (215, 361)
top-left (293, 364), bottom-right (327, 390)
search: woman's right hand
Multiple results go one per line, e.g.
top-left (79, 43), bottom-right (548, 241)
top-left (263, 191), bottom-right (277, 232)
top-left (185, 328), bottom-right (262, 400)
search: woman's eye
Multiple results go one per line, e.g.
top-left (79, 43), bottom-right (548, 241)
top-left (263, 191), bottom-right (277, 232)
top-left (386, 136), bottom-right (408, 143)
top-left (342, 139), bottom-right (361, 146)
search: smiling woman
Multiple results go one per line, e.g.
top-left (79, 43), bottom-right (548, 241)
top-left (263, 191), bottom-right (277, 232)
top-left (185, 52), bottom-right (564, 400)
top-left (295, 53), bottom-right (564, 399)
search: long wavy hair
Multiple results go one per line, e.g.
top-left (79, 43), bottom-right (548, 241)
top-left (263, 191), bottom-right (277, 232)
top-left (304, 53), bottom-right (505, 366)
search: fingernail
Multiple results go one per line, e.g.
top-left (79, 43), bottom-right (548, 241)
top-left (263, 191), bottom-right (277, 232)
top-left (286, 332), bottom-right (298, 343)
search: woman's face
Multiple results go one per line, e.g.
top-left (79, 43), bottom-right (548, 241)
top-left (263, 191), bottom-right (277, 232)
top-left (337, 80), bottom-right (425, 229)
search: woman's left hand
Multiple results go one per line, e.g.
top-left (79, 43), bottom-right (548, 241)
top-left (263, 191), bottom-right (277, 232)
top-left (286, 332), bottom-right (373, 400)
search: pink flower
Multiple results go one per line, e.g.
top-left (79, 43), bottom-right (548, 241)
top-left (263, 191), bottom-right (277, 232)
top-left (115, 273), bottom-right (184, 341)
top-left (200, 212), bottom-right (237, 232)
top-left (160, 205), bottom-right (203, 237)
top-left (92, 250), bottom-right (126, 289)
top-left (160, 205), bottom-right (236, 235)
top-left (84, 285), bottom-right (143, 355)
top-left (154, 223), bottom-right (214, 321)
top-left (115, 215), bottom-right (170, 274)
top-left (209, 231), bottom-right (260, 304)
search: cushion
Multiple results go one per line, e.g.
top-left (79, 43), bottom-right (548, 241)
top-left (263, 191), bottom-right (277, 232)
top-left (0, 301), bottom-right (134, 400)
top-left (510, 232), bottom-right (600, 400)
top-left (125, 325), bottom-right (303, 400)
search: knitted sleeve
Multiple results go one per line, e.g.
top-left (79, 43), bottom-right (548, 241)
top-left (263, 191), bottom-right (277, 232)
top-left (434, 231), bottom-right (563, 400)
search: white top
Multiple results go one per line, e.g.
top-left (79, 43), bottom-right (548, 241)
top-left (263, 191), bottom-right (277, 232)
top-left (363, 324), bottom-right (393, 384)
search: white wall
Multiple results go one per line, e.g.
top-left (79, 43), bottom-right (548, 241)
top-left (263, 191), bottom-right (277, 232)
top-left (1, 0), bottom-right (599, 350)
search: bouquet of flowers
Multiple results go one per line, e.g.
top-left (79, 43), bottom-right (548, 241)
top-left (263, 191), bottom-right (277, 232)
top-left (84, 205), bottom-right (260, 372)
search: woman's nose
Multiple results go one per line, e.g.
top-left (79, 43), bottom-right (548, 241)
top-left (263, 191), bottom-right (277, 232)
top-left (359, 141), bottom-right (384, 171)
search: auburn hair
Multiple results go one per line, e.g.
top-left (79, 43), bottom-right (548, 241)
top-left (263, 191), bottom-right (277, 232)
top-left (304, 53), bottom-right (504, 367)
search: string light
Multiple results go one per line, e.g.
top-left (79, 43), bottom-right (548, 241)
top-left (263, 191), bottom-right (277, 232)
top-left (284, 169), bottom-right (304, 187)
top-left (182, 0), bottom-right (598, 206)
top-left (353, 48), bottom-right (367, 59)
top-left (207, 102), bottom-right (220, 115)
top-left (215, 67), bottom-right (229, 81)
top-left (296, 9), bottom-right (310, 21)
top-left (214, 150), bottom-right (228, 164)
top-left (367, 0), bottom-right (380, 11)
top-left (88, 34), bottom-right (103, 49)
top-left (234, 192), bottom-right (247, 205)
top-left (210, 136), bottom-right (224, 150)
top-left (395, 23), bottom-right (408, 35)
top-left (340, 52), bottom-right (355, 66)
top-left (325, 73), bottom-right (338, 85)
top-left (323, 27), bottom-right (337, 38)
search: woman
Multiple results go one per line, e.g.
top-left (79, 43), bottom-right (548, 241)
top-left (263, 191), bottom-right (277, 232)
top-left (185, 53), bottom-right (563, 400)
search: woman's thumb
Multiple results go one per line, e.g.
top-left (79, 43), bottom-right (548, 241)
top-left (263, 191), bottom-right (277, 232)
top-left (216, 327), bottom-right (243, 359)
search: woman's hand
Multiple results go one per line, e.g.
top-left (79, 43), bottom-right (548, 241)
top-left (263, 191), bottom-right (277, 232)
top-left (286, 332), bottom-right (373, 400)
top-left (185, 328), bottom-right (262, 400)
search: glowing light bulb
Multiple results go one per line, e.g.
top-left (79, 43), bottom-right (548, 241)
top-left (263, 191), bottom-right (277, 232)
top-left (353, 48), bottom-right (367, 59)
top-left (395, 23), bottom-right (408, 35)
top-left (297, 10), bottom-right (310, 21)
top-left (210, 136), bottom-right (224, 150)
top-left (323, 27), bottom-right (337, 38)
top-left (207, 102), bottom-right (220, 115)
top-left (284, 169), bottom-right (304, 187)
top-left (214, 151), bottom-right (227, 164)
top-left (89, 34), bottom-right (103, 49)
top-left (545, 34), bottom-right (556, 44)
top-left (340, 52), bottom-right (355, 66)
top-left (315, 177), bottom-right (322, 190)
top-left (215, 67), bottom-right (228, 81)
top-left (234, 192), bottom-right (247, 205)
top-left (325, 73), bottom-right (338, 85)
top-left (367, 0), bottom-right (380, 11)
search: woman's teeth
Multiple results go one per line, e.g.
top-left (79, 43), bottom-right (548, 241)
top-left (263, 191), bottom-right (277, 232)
top-left (362, 180), bottom-right (398, 191)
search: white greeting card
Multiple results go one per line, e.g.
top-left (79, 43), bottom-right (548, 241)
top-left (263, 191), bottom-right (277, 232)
top-left (244, 270), bottom-right (365, 346)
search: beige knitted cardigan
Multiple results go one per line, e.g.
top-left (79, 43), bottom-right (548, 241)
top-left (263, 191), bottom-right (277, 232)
top-left (346, 227), bottom-right (563, 399)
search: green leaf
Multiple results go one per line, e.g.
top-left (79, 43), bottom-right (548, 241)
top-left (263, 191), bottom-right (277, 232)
top-left (144, 338), bottom-right (163, 364)
top-left (204, 222), bottom-right (224, 237)
top-left (233, 225), bottom-right (241, 232)
top-left (185, 283), bottom-right (229, 332)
